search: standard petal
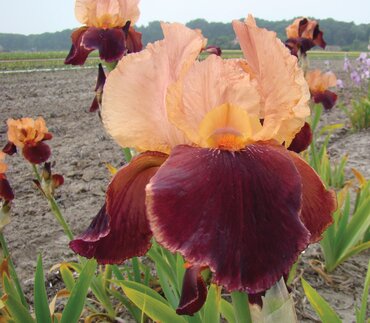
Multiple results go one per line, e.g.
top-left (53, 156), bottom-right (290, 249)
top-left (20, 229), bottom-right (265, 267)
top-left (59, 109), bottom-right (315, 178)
top-left (65, 27), bottom-right (93, 65)
top-left (176, 265), bottom-right (207, 316)
top-left (167, 55), bottom-right (261, 146)
top-left (147, 144), bottom-right (310, 293)
top-left (102, 23), bottom-right (205, 153)
top-left (289, 152), bottom-right (336, 242)
top-left (82, 27), bottom-right (126, 62)
top-left (232, 16), bottom-right (310, 146)
top-left (70, 151), bottom-right (167, 264)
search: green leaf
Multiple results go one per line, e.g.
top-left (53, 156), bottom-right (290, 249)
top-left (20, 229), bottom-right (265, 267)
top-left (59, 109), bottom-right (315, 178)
top-left (3, 294), bottom-right (35, 323)
top-left (203, 284), bottom-right (221, 323)
top-left (356, 260), bottom-right (370, 323)
top-left (231, 291), bottom-right (252, 323)
top-left (61, 259), bottom-right (97, 323)
top-left (34, 255), bottom-right (52, 323)
top-left (121, 281), bottom-right (186, 323)
top-left (90, 274), bottom-right (115, 318)
top-left (301, 278), bottom-right (341, 323)
top-left (220, 299), bottom-right (236, 323)
top-left (60, 263), bottom-right (75, 292)
top-left (109, 288), bottom-right (141, 322)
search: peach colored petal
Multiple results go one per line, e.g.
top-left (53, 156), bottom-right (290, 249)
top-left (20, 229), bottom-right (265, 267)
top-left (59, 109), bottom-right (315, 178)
top-left (102, 23), bottom-right (206, 153)
top-left (75, 0), bottom-right (140, 28)
top-left (167, 55), bottom-right (261, 145)
top-left (306, 70), bottom-right (337, 93)
top-left (0, 152), bottom-right (7, 174)
top-left (233, 15), bottom-right (310, 146)
top-left (286, 18), bottom-right (300, 38)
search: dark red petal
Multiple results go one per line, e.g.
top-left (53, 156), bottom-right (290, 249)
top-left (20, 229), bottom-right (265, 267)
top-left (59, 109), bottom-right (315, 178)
top-left (52, 174), bottom-right (64, 188)
top-left (126, 27), bottom-right (143, 53)
top-left (298, 18), bottom-right (309, 37)
top-left (42, 133), bottom-right (53, 141)
top-left (22, 142), bottom-right (51, 164)
top-left (0, 176), bottom-right (14, 201)
top-left (70, 151), bottom-right (167, 264)
top-left (89, 96), bottom-right (100, 112)
top-left (147, 144), bottom-right (310, 293)
top-left (288, 122), bottom-right (313, 153)
top-left (312, 90), bottom-right (338, 110)
top-left (289, 152), bottom-right (336, 242)
top-left (82, 27), bottom-right (126, 63)
top-left (313, 26), bottom-right (326, 49)
top-left (90, 64), bottom-right (106, 112)
top-left (202, 46), bottom-right (222, 56)
top-left (285, 38), bottom-right (315, 56)
top-left (176, 266), bottom-right (207, 316)
top-left (2, 142), bottom-right (17, 156)
top-left (64, 27), bottom-right (93, 65)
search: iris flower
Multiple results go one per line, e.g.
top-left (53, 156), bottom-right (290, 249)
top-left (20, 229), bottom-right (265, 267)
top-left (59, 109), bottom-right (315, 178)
top-left (0, 152), bottom-right (14, 202)
top-left (285, 17), bottom-right (326, 56)
top-left (306, 70), bottom-right (338, 110)
top-left (65, 0), bottom-right (142, 65)
top-left (3, 117), bottom-right (52, 164)
top-left (71, 16), bottom-right (336, 314)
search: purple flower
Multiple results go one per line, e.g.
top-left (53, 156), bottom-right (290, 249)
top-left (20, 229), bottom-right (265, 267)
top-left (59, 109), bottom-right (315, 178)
top-left (336, 79), bottom-right (344, 89)
top-left (351, 70), bottom-right (361, 86)
top-left (343, 57), bottom-right (351, 72)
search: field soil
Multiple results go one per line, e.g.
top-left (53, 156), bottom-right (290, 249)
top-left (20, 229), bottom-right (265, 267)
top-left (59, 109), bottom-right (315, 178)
top-left (0, 60), bottom-right (369, 322)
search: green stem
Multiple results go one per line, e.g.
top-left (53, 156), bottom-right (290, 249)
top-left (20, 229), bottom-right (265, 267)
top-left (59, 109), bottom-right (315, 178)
top-left (104, 265), bottom-right (113, 290)
top-left (132, 257), bottom-right (141, 283)
top-left (32, 164), bottom-right (74, 241)
top-left (123, 148), bottom-right (133, 163)
top-left (0, 232), bottom-right (29, 309)
top-left (231, 291), bottom-right (252, 323)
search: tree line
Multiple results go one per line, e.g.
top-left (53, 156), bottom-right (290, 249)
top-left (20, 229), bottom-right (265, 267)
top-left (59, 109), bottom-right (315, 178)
top-left (0, 17), bottom-right (368, 52)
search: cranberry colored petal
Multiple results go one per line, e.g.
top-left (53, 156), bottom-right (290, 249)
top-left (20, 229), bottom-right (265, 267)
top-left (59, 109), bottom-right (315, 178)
top-left (42, 133), bottom-right (53, 141)
top-left (0, 176), bottom-right (14, 201)
top-left (288, 122), bottom-right (312, 153)
top-left (313, 26), bottom-right (326, 49)
top-left (90, 96), bottom-right (99, 112)
top-left (202, 46), bottom-right (222, 56)
top-left (82, 27), bottom-right (126, 63)
top-left (147, 144), bottom-right (310, 293)
top-left (126, 27), bottom-right (143, 53)
top-left (176, 266), bottom-right (207, 316)
top-left (285, 38), bottom-right (315, 56)
top-left (52, 174), bottom-right (64, 188)
top-left (289, 152), bottom-right (336, 242)
top-left (70, 151), bottom-right (167, 264)
top-left (65, 27), bottom-right (93, 65)
top-left (312, 90), bottom-right (338, 110)
top-left (90, 64), bottom-right (106, 112)
top-left (2, 142), bottom-right (17, 156)
top-left (22, 142), bottom-right (51, 164)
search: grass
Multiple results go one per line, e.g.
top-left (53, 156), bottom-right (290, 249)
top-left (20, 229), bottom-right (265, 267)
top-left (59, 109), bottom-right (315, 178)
top-left (0, 50), bottom-right (363, 72)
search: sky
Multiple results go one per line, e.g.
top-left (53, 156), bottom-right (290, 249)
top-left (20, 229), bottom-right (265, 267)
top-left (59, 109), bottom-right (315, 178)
top-left (0, 0), bottom-right (369, 35)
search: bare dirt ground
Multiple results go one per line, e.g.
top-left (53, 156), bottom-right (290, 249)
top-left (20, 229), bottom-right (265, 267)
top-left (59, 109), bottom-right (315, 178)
top-left (0, 60), bottom-right (369, 321)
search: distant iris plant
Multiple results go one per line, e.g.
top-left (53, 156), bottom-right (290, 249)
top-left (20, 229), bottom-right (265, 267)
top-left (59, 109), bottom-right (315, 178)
top-left (70, 16), bottom-right (336, 315)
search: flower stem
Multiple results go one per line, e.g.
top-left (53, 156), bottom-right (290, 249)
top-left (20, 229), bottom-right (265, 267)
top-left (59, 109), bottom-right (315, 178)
top-left (0, 232), bottom-right (29, 309)
top-left (231, 291), bottom-right (252, 323)
top-left (123, 148), bottom-right (133, 163)
top-left (31, 164), bottom-right (74, 240)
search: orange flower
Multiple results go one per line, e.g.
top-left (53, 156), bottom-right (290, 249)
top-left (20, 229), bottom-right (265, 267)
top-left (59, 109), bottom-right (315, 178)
top-left (4, 117), bottom-right (52, 164)
top-left (285, 17), bottom-right (326, 56)
top-left (0, 152), bottom-right (8, 175)
top-left (65, 0), bottom-right (142, 65)
top-left (306, 70), bottom-right (338, 109)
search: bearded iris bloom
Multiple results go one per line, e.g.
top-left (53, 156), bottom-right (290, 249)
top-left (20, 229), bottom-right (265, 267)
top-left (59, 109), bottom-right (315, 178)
top-left (65, 0), bottom-right (142, 65)
top-left (70, 16), bottom-right (336, 314)
top-left (285, 17), bottom-right (326, 56)
top-left (3, 117), bottom-right (52, 165)
top-left (306, 70), bottom-right (338, 110)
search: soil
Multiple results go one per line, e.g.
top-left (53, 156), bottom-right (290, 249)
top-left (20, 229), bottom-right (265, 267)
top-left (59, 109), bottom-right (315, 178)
top-left (0, 58), bottom-right (369, 322)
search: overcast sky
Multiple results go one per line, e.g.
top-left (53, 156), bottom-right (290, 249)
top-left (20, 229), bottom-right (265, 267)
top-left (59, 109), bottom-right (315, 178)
top-left (1, 0), bottom-right (369, 35)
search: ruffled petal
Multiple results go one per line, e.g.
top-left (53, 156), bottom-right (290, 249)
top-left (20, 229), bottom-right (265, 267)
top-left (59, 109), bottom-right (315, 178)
top-left (70, 151), bottom-right (167, 264)
top-left (167, 56), bottom-right (261, 146)
top-left (102, 23), bottom-right (205, 153)
top-left (312, 90), bottom-right (338, 110)
top-left (147, 144), bottom-right (310, 293)
top-left (288, 122), bottom-right (312, 153)
top-left (176, 265), bottom-right (207, 316)
top-left (82, 27), bottom-right (126, 62)
top-left (65, 27), bottom-right (93, 65)
top-left (126, 27), bottom-right (143, 53)
top-left (289, 152), bottom-right (336, 242)
top-left (232, 16), bottom-right (310, 146)
top-left (22, 142), bottom-right (51, 164)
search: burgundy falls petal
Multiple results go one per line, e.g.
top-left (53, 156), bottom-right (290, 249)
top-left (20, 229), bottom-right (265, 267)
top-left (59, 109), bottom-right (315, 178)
top-left (312, 90), bottom-right (338, 110)
top-left (82, 27), bottom-right (127, 63)
top-left (22, 142), bottom-right (51, 164)
top-left (289, 152), bottom-right (336, 242)
top-left (176, 265), bottom-right (207, 316)
top-left (70, 151), bottom-right (168, 264)
top-left (147, 144), bottom-right (310, 293)
top-left (0, 175), bottom-right (14, 202)
top-left (288, 122), bottom-right (313, 153)
top-left (65, 27), bottom-right (93, 65)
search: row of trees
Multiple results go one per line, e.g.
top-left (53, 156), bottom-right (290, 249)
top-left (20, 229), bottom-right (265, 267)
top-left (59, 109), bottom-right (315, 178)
top-left (1, 17), bottom-right (369, 52)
